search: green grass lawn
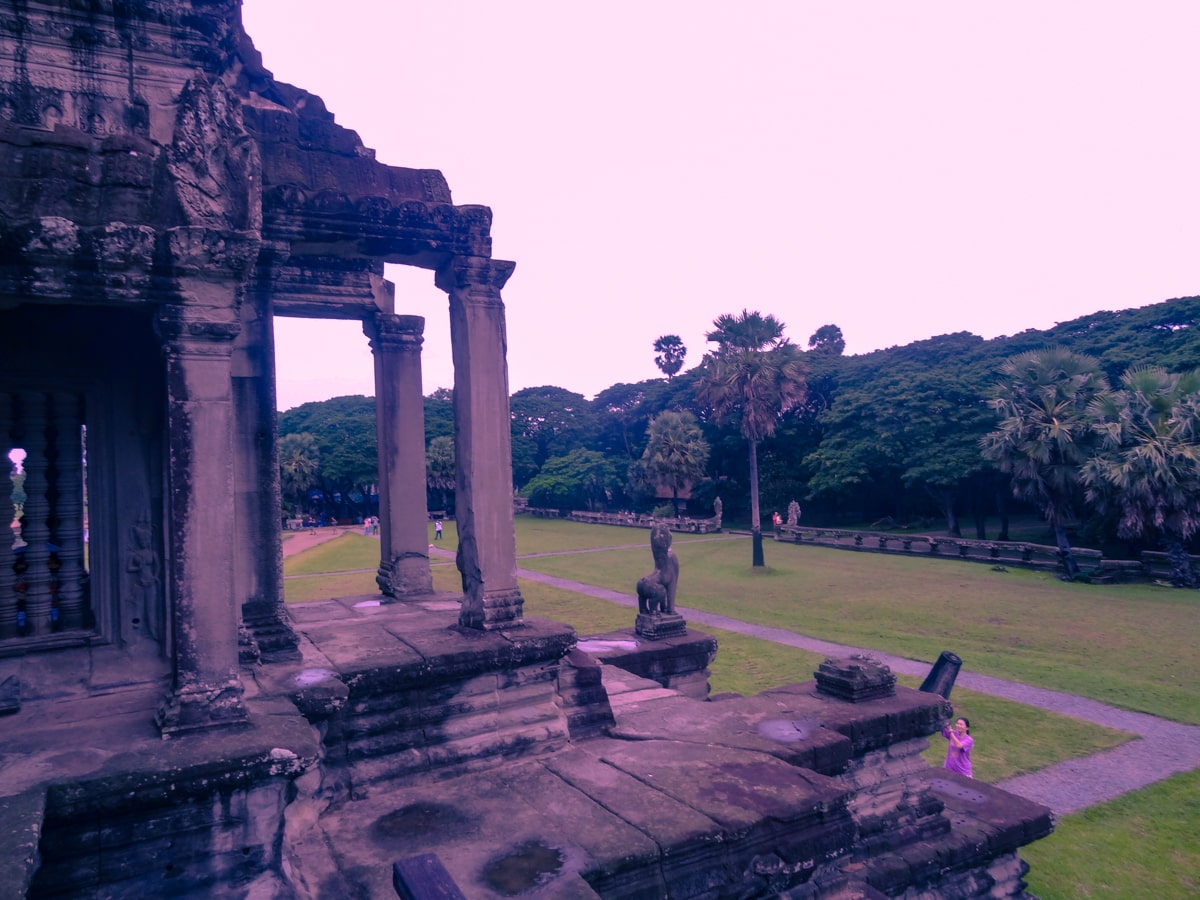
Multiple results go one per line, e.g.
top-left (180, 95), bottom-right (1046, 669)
top-left (1021, 767), bottom-right (1200, 899)
top-left (283, 517), bottom-right (1200, 898)
top-left (515, 527), bottom-right (1200, 725)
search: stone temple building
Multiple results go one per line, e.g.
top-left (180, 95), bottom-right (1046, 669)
top-left (0, 3), bottom-right (1052, 898)
top-left (0, 0), bottom-right (524, 733)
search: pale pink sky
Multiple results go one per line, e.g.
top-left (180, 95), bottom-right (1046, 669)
top-left (240, 1), bottom-right (1200, 412)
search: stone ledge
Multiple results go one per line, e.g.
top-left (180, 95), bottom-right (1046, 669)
top-left (577, 627), bottom-right (718, 700)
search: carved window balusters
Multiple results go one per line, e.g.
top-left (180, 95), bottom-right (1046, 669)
top-left (2, 390), bottom-right (89, 645)
top-left (49, 393), bottom-right (87, 631)
top-left (0, 394), bottom-right (14, 639)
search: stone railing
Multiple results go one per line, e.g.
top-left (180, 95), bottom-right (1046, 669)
top-left (775, 525), bottom-right (1189, 584)
top-left (521, 507), bottom-right (722, 534)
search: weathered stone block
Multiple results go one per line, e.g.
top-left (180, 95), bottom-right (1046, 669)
top-left (815, 655), bottom-right (897, 703)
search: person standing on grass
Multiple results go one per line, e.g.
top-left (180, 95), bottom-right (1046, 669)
top-left (434, 519), bottom-right (443, 541)
top-left (942, 717), bottom-right (974, 777)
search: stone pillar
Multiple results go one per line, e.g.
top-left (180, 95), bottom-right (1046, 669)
top-left (233, 293), bottom-right (298, 660)
top-left (366, 312), bottom-right (433, 598)
top-left (435, 256), bottom-right (523, 630)
top-left (154, 307), bottom-right (248, 735)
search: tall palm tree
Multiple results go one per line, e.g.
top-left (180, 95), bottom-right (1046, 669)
top-left (643, 410), bottom-right (710, 516)
top-left (697, 310), bottom-right (807, 567)
top-left (1081, 366), bottom-right (1200, 587)
top-left (652, 335), bottom-right (687, 381)
top-left (279, 432), bottom-right (320, 516)
top-left (979, 346), bottom-right (1108, 579)
top-left (426, 435), bottom-right (456, 513)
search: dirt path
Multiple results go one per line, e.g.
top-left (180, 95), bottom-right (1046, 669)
top-left (281, 525), bottom-right (362, 558)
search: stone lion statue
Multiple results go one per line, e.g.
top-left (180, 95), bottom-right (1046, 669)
top-left (636, 523), bottom-right (679, 615)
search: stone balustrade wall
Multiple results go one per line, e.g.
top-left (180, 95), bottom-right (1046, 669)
top-left (776, 525), bottom-right (1193, 584)
top-left (522, 508), bottom-right (722, 534)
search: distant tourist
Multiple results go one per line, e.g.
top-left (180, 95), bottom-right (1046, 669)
top-left (434, 519), bottom-right (443, 541)
top-left (941, 717), bottom-right (974, 778)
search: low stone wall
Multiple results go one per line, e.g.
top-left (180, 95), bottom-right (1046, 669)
top-left (776, 526), bottom-right (1194, 583)
top-left (523, 507), bottom-right (722, 534)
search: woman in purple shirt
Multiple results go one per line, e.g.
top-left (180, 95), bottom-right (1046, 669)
top-left (942, 717), bottom-right (974, 777)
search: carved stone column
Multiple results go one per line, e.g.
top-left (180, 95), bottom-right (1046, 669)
top-left (365, 313), bottom-right (433, 598)
top-left (435, 257), bottom-right (523, 630)
top-left (233, 292), bottom-right (298, 660)
top-left (154, 307), bottom-right (248, 735)
top-left (49, 391), bottom-right (86, 631)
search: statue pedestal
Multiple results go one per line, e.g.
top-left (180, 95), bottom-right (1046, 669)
top-left (578, 626), bottom-right (717, 700)
top-left (635, 612), bottom-right (687, 640)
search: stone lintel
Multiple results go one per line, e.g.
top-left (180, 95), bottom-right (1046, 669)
top-left (265, 261), bottom-right (387, 319)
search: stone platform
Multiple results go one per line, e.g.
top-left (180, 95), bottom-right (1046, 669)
top-left (0, 596), bottom-right (1053, 899)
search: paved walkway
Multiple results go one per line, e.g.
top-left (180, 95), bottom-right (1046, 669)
top-left (285, 527), bottom-right (1200, 816)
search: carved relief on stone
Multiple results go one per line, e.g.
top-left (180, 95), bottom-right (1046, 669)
top-left (155, 306), bottom-right (241, 346)
top-left (126, 517), bottom-right (163, 644)
top-left (167, 73), bottom-right (262, 233)
top-left (21, 217), bottom-right (81, 256)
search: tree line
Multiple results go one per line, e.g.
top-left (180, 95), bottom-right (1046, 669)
top-left (278, 297), bottom-right (1200, 581)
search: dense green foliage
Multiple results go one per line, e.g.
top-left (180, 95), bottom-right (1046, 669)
top-left (979, 347), bottom-right (1109, 576)
top-left (1082, 366), bottom-right (1200, 585)
top-left (641, 410), bottom-right (709, 515)
top-left (278, 395), bottom-right (377, 521)
top-left (278, 432), bottom-right (320, 516)
top-left (279, 297), bottom-right (1200, 554)
top-left (425, 435), bottom-right (455, 514)
top-left (522, 449), bottom-right (622, 512)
